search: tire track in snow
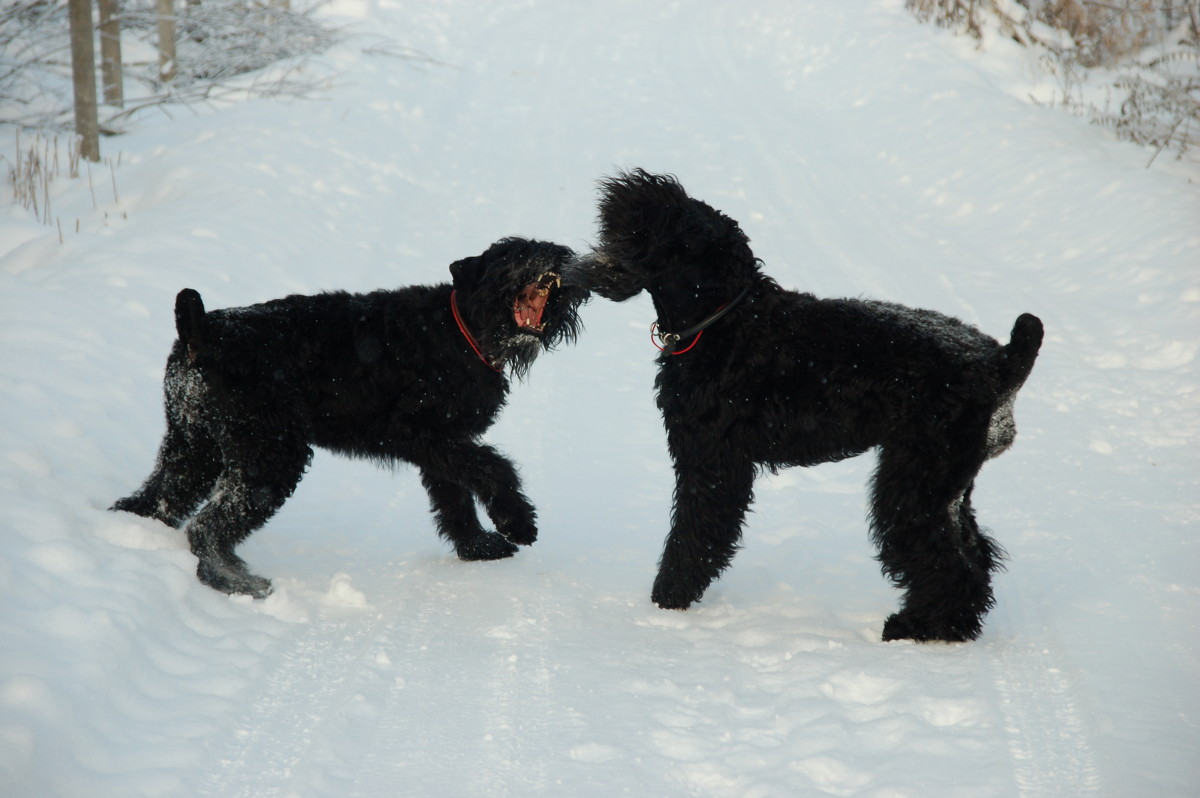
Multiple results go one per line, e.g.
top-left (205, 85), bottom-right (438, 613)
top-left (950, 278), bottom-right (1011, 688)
top-left (341, 576), bottom-right (447, 797)
top-left (193, 565), bottom-right (567, 797)
top-left (196, 582), bottom-right (395, 798)
top-left (468, 594), bottom-right (557, 796)
top-left (990, 635), bottom-right (1103, 797)
top-left (341, 570), bottom-right (568, 798)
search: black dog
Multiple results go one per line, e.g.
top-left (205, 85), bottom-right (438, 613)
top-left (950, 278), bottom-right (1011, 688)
top-left (566, 170), bottom-right (1042, 642)
top-left (113, 238), bottom-right (585, 599)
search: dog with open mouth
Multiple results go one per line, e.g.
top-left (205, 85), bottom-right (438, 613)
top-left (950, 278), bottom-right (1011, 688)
top-left (112, 237), bottom-right (585, 599)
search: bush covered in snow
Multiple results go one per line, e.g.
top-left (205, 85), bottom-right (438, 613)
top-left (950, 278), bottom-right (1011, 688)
top-left (907, 0), bottom-right (1200, 161)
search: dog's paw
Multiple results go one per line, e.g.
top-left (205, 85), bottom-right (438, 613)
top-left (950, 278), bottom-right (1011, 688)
top-left (111, 494), bottom-right (148, 514)
top-left (650, 573), bottom-right (704, 610)
top-left (111, 494), bottom-right (182, 528)
top-left (456, 532), bottom-right (520, 561)
top-left (882, 611), bottom-right (981, 643)
top-left (197, 556), bottom-right (273, 600)
top-left (652, 594), bottom-right (692, 611)
top-left (496, 516), bottom-right (538, 546)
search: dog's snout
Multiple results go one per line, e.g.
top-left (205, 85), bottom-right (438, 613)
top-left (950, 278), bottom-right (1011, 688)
top-left (559, 254), bottom-right (604, 289)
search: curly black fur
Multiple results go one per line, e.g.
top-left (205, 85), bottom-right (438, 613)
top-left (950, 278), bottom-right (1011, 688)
top-left (113, 237), bottom-right (586, 599)
top-left (566, 169), bottom-right (1043, 642)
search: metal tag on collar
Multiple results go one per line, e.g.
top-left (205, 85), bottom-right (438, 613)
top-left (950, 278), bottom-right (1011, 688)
top-left (659, 328), bottom-right (681, 353)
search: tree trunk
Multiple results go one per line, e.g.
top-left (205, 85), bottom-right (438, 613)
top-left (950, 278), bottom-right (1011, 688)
top-left (156, 0), bottom-right (176, 84)
top-left (98, 0), bottom-right (123, 108)
top-left (67, 0), bottom-right (100, 162)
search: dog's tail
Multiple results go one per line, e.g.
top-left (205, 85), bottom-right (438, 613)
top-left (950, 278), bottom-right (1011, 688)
top-left (1000, 313), bottom-right (1043, 390)
top-left (175, 288), bottom-right (207, 355)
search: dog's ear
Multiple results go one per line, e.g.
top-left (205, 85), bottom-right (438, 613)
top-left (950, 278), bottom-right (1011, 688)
top-left (448, 255), bottom-right (482, 286)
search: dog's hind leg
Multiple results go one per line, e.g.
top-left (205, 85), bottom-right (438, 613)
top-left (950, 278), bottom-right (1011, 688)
top-left (112, 364), bottom-right (222, 527)
top-left (871, 416), bottom-right (1002, 642)
top-left (183, 430), bottom-right (311, 599)
top-left (955, 482), bottom-right (1005, 576)
top-left (652, 456), bottom-right (756, 610)
top-left (111, 424), bottom-right (223, 528)
top-left (419, 471), bottom-right (519, 561)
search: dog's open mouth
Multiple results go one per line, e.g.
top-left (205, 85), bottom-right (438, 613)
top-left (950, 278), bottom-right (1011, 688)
top-left (513, 272), bottom-right (560, 333)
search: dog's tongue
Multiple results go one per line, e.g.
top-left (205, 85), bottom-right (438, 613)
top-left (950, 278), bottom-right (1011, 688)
top-left (514, 283), bottom-right (549, 331)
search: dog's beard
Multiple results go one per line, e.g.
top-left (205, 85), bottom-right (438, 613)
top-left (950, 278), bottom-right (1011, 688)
top-left (503, 330), bottom-right (543, 352)
top-left (498, 330), bottom-right (543, 380)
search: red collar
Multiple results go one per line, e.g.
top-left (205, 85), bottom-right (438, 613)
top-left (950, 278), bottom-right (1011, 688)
top-left (450, 290), bottom-right (502, 372)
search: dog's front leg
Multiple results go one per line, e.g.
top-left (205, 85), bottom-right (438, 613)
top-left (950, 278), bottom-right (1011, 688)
top-left (652, 457), bottom-right (756, 610)
top-left (459, 442), bottom-right (538, 547)
top-left (419, 470), bottom-right (519, 561)
top-left (407, 438), bottom-right (539, 548)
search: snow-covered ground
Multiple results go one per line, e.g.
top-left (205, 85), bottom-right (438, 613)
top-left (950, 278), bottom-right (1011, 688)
top-left (2, 1), bottom-right (1197, 796)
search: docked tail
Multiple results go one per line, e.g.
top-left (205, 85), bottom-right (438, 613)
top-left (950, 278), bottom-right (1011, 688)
top-left (981, 313), bottom-right (1043, 459)
top-left (174, 288), bottom-right (206, 356)
top-left (1000, 313), bottom-right (1043, 390)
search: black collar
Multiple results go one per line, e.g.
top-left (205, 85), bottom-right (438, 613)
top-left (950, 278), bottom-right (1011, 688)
top-left (653, 285), bottom-right (751, 355)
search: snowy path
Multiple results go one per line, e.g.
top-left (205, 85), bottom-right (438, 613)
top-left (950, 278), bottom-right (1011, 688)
top-left (2, 0), bottom-right (1198, 796)
top-left (192, 559), bottom-right (1103, 797)
top-left (190, 562), bottom-right (1109, 797)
